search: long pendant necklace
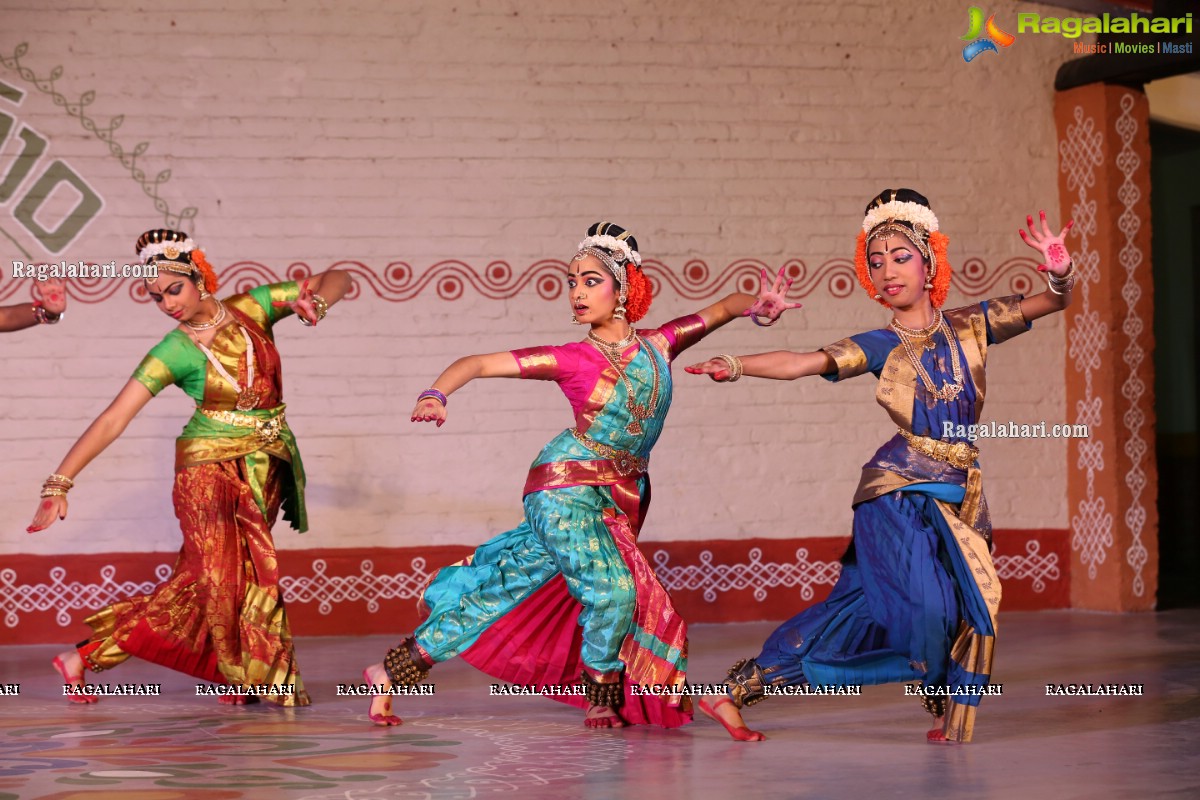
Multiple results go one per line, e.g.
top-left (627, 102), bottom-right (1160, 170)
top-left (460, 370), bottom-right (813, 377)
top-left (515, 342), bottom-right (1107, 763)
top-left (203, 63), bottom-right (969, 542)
top-left (890, 309), bottom-right (965, 402)
top-left (191, 303), bottom-right (260, 410)
top-left (588, 331), bottom-right (660, 435)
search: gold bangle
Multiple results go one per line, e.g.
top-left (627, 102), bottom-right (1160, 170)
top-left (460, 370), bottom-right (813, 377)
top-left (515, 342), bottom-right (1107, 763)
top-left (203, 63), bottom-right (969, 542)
top-left (299, 293), bottom-right (329, 326)
top-left (40, 487), bottom-right (69, 498)
top-left (311, 292), bottom-right (329, 321)
top-left (46, 473), bottom-right (74, 488)
top-left (716, 354), bottom-right (744, 382)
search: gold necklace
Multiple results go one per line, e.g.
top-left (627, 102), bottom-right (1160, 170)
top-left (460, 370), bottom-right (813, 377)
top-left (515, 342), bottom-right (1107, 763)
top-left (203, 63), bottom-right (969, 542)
top-left (193, 322), bottom-right (261, 410)
top-left (589, 333), bottom-right (660, 435)
top-left (891, 310), bottom-right (942, 351)
top-left (186, 302), bottom-right (261, 410)
top-left (890, 311), bottom-right (965, 402)
top-left (185, 300), bottom-right (226, 331)
top-left (587, 329), bottom-right (636, 353)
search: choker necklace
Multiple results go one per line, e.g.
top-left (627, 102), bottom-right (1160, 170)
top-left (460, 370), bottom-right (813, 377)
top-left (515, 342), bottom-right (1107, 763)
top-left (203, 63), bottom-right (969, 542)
top-left (587, 329), bottom-right (636, 352)
top-left (185, 300), bottom-right (227, 331)
top-left (890, 310), bottom-right (942, 350)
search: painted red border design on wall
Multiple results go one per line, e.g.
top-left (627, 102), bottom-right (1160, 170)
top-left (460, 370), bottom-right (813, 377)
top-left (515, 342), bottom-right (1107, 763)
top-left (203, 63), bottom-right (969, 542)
top-left (1, 530), bottom-right (1068, 645)
top-left (0, 258), bottom-right (1043, 304)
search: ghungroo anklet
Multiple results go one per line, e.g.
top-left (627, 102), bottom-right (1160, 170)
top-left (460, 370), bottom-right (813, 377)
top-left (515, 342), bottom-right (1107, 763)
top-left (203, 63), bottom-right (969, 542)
top-left (920, 692), bottom-right (947, 718)
top-left (725, 658), bottom-right (769, 708)
top-left (581, 670), bottom-right (624, 709)
top-left (383, 638), bottom-right (432, 686)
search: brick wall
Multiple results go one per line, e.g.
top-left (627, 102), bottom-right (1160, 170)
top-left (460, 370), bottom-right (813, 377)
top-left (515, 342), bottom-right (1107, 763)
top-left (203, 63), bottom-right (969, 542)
top-left (0, 0), bottom-right (1076, 634)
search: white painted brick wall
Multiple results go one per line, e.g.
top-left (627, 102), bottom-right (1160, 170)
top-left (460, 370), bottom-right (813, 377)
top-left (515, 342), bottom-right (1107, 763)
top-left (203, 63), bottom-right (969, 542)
top-left (1, 0), bottom-right (1075, 556)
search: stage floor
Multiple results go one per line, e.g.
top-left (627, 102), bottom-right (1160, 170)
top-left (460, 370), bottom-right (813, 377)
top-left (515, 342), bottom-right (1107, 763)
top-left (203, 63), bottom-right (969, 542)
top-left (2, 610), bottom-right (1198, 800)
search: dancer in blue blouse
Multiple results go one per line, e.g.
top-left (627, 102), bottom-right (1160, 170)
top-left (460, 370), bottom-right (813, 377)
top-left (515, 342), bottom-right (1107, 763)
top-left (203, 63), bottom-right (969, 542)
top-left (686, 189), bottom-right (1076, 744)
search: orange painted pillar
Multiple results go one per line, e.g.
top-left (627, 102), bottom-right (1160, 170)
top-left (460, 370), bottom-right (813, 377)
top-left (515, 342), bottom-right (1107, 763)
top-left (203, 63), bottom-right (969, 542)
top-left (1054, 84), bottom-right (1158, 611)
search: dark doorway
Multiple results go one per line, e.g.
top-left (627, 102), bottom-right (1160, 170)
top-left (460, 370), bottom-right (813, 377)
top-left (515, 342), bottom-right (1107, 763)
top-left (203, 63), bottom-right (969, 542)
top-left (1150, 120), bottom-right (1200, 608)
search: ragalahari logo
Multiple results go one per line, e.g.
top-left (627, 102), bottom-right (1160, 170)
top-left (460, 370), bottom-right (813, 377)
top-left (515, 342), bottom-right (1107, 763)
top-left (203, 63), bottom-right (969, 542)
top-left (961, 7), bottom-right (1016, 62)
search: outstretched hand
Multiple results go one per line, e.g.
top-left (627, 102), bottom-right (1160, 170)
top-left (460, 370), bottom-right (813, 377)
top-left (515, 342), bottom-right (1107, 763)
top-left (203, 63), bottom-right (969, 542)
top-left (745, 267), bottom-right (803, 323)
top-left (1019, 211), bottom-right (1074, 276)
top-left (411, 398), bottom-right (447, 427)
top-left (35, 278), bottom-right (68, 316)
top-left (28, 495), bottom-right (67, 533)
top-left (271, 278), bottom-right (321, 325)
top-left (684, 358), bottom-right (735, 382)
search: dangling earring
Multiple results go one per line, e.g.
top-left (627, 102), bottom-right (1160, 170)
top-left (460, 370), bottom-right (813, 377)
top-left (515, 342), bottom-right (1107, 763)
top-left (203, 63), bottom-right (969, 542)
top-left (571, 313), bottom-right (581, 325)
top-left (873, 294), bottom-right (883, 300)
top-left (199, 288), bottom-right (211, 300)
top-left (923, 276), bottom-right (933, 290)
top-left (613, 293), bottom-right (628, 321)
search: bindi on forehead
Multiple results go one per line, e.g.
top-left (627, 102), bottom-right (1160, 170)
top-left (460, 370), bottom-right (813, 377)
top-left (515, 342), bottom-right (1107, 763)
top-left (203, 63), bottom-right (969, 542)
top-left (869, 237), bottom-right (915, 255)
top-left (146, 277), bottom-right (182, 294)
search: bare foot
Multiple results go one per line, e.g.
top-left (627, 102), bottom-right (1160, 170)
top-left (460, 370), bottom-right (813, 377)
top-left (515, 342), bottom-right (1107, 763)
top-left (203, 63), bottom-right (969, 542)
top-left (52, 650), bottom-right (98, 705)
top-left (363, 663), bottom-right (401, 726)
top-left (217, 693), bottom-right (260, 706)
top-left (584, 704), bottom-right (627, 729)
top-left (698, 696), bottom-right (765, 741)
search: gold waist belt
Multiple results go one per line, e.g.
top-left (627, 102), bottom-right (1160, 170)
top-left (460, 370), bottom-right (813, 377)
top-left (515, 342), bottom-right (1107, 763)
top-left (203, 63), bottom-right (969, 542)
top-left (571, 429), bottom-right (648, 477)
top-left (200, 407), bottom-right (287, 445)
top-left (898, 429), bottom-right (979, 470)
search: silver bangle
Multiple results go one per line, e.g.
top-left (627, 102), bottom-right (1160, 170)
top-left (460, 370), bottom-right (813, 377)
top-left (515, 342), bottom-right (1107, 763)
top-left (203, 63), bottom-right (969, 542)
top-left (33, 304), bottom-right (63, 325)
top-left (1047, 261), bottom-right (1075, 295)
top-left (1047, 273), bottom-right (1075, 295)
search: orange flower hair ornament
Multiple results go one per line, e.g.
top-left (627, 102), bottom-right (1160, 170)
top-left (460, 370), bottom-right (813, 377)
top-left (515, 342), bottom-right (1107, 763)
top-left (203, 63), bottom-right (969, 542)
top-left (624, 262), bottom-right (653, 323)
top-left (926, 231), bottom-right (951, 308)
top-left (188, 248), bottom-right (221, 293)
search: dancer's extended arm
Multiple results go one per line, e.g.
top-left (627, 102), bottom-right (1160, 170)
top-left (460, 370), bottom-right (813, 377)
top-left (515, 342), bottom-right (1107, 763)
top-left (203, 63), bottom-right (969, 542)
top-left (28, 379), bottom-right (155, 532)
